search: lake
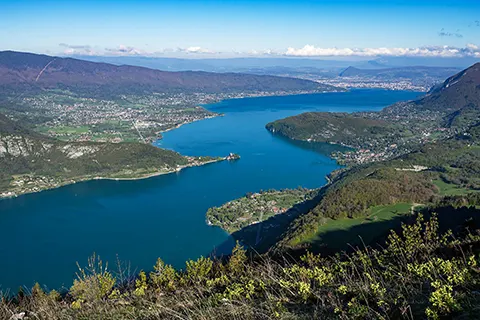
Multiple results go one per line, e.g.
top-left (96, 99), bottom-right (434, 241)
top-left (0, 89), bottom-right (420, 291)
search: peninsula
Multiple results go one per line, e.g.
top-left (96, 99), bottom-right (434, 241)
top-left (267, 63), bottom-right (480, 165)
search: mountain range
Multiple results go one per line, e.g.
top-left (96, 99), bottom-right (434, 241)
top-left (75, 55), bottom-right (480, 72)
top-left (0, 51), bottom-right (333, 97)
top-left (338, 66), bottom-right (460, 80)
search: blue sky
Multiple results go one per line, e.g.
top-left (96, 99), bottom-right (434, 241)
top-left (1, 0), bottom-right (479, 58)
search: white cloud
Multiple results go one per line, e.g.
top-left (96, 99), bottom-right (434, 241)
top-left (466, 43), bottom-right (479, 50)
top-left (59, 43), bottom-right (96, 55)
top-left (104, 45), bottom-right (145, 56)
top-left (241, 49), bottom-right (279, 56)
top-left (59, 43), bottom-right (480, 59)
top-left (285, 44), bottom-right (480, 58)
top-left (60, 44), bottom-right (219, 57)
top-left (177, 46), bottom-right (217, 54)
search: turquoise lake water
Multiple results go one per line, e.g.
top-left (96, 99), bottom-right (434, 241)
top-left (0, 89), bottom-right (420, 291)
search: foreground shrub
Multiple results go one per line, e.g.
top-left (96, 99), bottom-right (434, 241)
top-left (1, 214), bottom-right (479, 319)
top-left (69, 253), bottom-right (116, 308)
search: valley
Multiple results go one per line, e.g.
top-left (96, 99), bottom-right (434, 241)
top-left (0, 57), bottom-right (479, 320)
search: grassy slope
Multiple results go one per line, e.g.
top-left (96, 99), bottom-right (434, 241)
top-left (300, 203), bottom-right (412, 249)
top-left (433, 179), bottom-right (474, 196)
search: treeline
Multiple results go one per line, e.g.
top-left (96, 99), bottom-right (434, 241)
top-left (433, 193), bottom-right (480, 208)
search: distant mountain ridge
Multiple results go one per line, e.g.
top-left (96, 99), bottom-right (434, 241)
top-left (0, 51), bottom-right (333, 97)
top-left (338, 66), bottom-right (459, 78)
top-left (74, 55), bottom-right (480, 72)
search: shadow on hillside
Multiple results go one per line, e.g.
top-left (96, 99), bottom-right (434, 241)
top-left (213, 191), bottom-right (480, 261)
top-left (305, 215), bottom-right (409, 256)
top-left (213, 190), bottom-right (327, 255)
top-left (272, 133), bottom-right (351, 157)
top-left (286, 205), bottom-right (480, 259)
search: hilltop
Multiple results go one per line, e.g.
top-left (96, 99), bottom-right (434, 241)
top-left (414, 62), bottom-right (480, 112)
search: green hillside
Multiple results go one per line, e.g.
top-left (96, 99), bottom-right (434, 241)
top-left (265, 112), bottom-right (401, 148)
top-left (267, 63), bottom-right (480, 165)
top-left (276, 125), bottom-right (480, 250)
top-left (0, 113), bottom-right (197, 196)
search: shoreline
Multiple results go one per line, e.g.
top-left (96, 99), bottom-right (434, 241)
top-left (153, 88), bottom-right (340, 139)
top-left (1, 88), bottom-right (347, 200)
top-left (0, 158), bottom-right (227, 200)
top-left (157, 114), bottom-right (223, 136)
top-left (153, 88), bottom-right (339, 140)
top-left (91, 158), bottom-right (226, 181)
top-left (202, 89), bottom-right (347, 105)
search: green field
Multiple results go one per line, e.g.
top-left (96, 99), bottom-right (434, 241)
top-left (303, 202), bottom-right (413, 250)
top-left (433, 179), bottom-right (472, 196)
top-left (38, 125), bottom-right (91, 134)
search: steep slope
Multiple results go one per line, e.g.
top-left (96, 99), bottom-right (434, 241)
top-left (415, 62), bottom-right (480, 112)
top-left (0, 51), bottom-right (333, 97)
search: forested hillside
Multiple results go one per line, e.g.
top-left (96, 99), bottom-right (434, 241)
top-left (0, 113), bottom-right (194, 196)
top-left (262, 63), bottom-right (480, 251)
top-left (266, 64), bottom-right (480, 167)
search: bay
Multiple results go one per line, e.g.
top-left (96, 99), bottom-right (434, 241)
top-left (0, 89), bottom-right (420, 291)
